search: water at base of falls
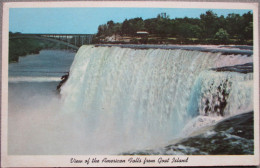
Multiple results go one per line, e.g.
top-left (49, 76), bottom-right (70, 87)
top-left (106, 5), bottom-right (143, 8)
top-left (59, 45), bottom-right (253, 154)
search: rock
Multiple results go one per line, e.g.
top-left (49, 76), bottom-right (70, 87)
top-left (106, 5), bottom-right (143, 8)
top-left (212, 63), bottom-right (253, 74)
top-left (57, 72), bottom-right (69, 91)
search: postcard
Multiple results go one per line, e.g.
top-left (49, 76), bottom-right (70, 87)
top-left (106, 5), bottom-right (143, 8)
top-left (1, 0), bottom-right (259, 167)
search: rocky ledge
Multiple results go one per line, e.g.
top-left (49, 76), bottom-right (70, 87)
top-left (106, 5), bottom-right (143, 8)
top-left (122, 111), bottom-right (254, 155)
top-left (212, 62), bottom-right (253, 74)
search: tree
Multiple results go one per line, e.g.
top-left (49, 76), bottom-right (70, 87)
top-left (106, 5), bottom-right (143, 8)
top-left (95, 11), bottom-right (253, 45)
top-left (113, 23), bottom-right (122, 36)
top-left (121, 17), bottom-right (145, 36)
top-left (155, 17), bottom-right (172, 37)
top-left (214, 28), bottom-right (229, 44)
top-left (157, 12), bottom-right (170, 20)
top-left (217, 15), bottom-right (227, 30)
top-left (244, 22), bottom-right (253, 40)
top-left (242, 12), bottom-right (253, 40)
top-left (200, 10), bottom-right (218, 38)
top-left (190, 25), bottom-right (202, 38)
top-left (144, 18), bottom-right (158, 34)
top-left (97, 24), bottom-right (108, 37)
top-left (121, 19), bottom-right (130, 35)
top-left (226, 13), bottom-right (243, 38)
top-left (107, 20), bottom-right (114, 29)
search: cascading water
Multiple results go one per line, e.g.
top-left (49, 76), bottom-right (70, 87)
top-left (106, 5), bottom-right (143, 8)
top-left (197, 70), bottom-right (253, 117)
top-left (60, 45), bottom-right (253, 154)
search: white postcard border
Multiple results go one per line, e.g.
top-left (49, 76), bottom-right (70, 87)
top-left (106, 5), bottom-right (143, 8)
top-left (1, 1), bottom-right (259, 167)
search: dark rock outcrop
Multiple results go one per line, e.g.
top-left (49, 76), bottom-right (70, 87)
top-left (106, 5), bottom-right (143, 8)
top-left (57, 72), bottom-right (69, 91)
top-left (212, 62), bottom-right (253, 74)
top-left (122, 111), bottom-right (254, 155)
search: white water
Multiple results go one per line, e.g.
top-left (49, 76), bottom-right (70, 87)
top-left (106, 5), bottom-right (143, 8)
top-left (183, 71), bottom-right (253, 136)
top-left (9, 76), bottom-right (61, 82)
top-left (198, 71), bottom-right (253, 116)
top-left (59, 45), bottom-right (253, 154)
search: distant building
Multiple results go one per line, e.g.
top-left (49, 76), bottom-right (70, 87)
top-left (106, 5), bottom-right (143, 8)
top-left (136, 31), bottom-right (149, 37)
top-left (136, 31), bottom-right (149, 35)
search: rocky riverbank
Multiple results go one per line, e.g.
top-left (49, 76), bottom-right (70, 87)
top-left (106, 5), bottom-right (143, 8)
top-left (122, 111), bottom-right (254, 155)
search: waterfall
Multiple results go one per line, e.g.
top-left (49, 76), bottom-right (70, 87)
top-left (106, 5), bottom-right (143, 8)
top-left (60, 45), bottom-right (253, 154)
top-left (196, 70), bottom-right (253, 117)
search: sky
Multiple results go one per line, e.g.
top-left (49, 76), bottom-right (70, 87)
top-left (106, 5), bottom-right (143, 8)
top-left (9, 7), bottom-right (252, 34)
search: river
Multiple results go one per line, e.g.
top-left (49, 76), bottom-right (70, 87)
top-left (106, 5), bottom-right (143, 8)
top-left (8, 50), bottom-right (76, 154)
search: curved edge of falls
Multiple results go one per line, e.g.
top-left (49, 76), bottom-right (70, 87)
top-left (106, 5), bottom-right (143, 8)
top-left (95, 44), bottom-right (253, 56)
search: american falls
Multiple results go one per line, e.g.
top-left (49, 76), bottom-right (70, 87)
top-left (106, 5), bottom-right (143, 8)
top-left (59, 45), bottom-right (254, 154)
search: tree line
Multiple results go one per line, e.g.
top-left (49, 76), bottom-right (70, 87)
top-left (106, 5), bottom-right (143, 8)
top-left (9, 32), bottom-right (68, 63)
top-left (94, 10), bottom-right (253, 45)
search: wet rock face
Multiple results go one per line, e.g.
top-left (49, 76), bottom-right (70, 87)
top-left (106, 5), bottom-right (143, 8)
top-left (214, 111), bottom-right (254, 140)
top-left (166, 111), bottom-right (254, 155)
top-left (201, 63), bottom-right (253, 117)
top-left (204, 80), bottom-right (229, 116)
top-left (57, 72), bottom-right (69, 91)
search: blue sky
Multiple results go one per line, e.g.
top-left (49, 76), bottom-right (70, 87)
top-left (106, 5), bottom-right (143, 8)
top-left (9, 8), bottom-right (252, 34)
